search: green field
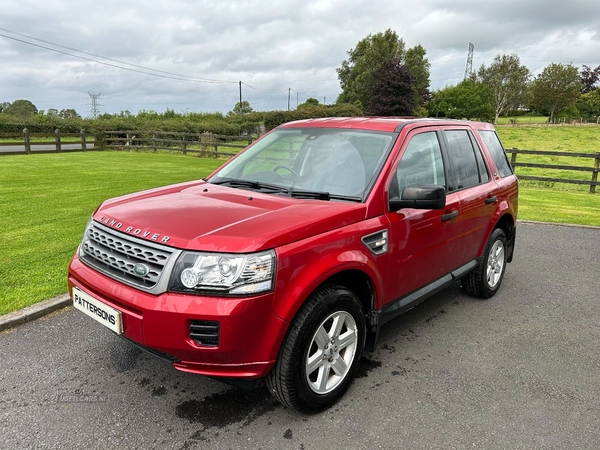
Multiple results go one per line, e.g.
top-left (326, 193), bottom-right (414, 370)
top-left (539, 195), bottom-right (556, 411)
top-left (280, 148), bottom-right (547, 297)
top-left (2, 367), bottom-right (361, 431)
top-left (497, 125), bottom-right (599, 152)
top-left (0, 152), bottom-right (224, 315)
top-left (1, 125), bottom-right (600, 316)
top-left (497, 125), bottom-right (600, 192)
top-left (496, 116), bottom-right (550, 125)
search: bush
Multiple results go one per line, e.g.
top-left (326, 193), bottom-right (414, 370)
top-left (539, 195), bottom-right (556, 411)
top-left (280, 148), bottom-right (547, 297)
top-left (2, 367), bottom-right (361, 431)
top-left (263, 104), bottom-right (363, 130)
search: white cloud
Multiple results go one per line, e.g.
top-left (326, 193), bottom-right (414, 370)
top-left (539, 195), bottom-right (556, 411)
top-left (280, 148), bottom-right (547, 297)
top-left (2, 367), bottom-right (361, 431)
top-left (1, 0), bottom-right (599, 115)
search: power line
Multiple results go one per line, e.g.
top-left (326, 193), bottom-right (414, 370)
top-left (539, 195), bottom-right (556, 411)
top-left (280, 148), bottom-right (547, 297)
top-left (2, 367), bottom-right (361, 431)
top-left (0, 27), bottom-right (236, 84)
top-left (0, 31), bottom-right (236, 85)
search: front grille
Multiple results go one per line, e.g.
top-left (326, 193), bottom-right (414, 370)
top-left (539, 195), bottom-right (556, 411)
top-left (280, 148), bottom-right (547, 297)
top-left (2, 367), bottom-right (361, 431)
top-left (190, 320), bottom-right (220, 346)
top-left (79, 222), bottom-right (177, 292)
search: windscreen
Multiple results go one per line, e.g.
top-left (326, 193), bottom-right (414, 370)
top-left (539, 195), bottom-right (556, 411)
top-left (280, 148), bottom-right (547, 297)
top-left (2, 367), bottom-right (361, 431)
top-left (210, 128), bottom-right (396, 200)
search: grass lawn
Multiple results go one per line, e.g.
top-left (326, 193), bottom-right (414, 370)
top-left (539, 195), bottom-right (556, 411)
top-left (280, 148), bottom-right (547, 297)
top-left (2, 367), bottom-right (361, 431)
top-left (0, 151), bottom-right (224, 315)
top-left (518, 186), bottom-right (600, 225)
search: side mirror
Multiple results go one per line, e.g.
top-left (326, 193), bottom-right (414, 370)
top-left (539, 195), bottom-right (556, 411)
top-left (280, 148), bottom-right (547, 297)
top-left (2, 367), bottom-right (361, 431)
top-left (389, 184), bottom-right (446, 212)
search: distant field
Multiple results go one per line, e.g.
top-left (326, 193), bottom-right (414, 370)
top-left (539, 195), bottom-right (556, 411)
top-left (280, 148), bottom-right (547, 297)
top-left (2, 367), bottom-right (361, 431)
top-left (496, 116), bottom-right (549, 125)
top-left (496, 125), bottom-right (599, 153)
top-left (497, 125), bottom-right (600, 193)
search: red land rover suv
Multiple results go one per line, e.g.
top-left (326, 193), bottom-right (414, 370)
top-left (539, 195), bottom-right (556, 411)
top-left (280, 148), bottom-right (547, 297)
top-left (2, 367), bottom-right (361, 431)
top-left (68, 117), bottom-right (518, 413)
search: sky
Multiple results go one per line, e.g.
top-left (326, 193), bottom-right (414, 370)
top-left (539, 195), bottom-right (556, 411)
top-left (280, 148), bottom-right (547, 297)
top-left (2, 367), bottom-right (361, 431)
top-left (1, 0), bottom-right (599, 117)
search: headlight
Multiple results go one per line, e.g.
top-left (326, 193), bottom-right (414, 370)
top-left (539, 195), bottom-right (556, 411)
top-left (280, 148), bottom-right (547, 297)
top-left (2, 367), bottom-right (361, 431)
top-left (169, 250), bottom-right (275, 295)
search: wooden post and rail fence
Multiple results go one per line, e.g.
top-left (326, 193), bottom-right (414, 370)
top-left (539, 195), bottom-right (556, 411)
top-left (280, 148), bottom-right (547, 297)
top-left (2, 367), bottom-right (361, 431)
top-left (1, 129), bottom-right (599, 193)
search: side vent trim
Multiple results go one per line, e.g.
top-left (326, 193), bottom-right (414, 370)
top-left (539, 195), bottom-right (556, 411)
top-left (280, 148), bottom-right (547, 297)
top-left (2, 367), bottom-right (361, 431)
top-left (362, 230), bottom-right (388, 255)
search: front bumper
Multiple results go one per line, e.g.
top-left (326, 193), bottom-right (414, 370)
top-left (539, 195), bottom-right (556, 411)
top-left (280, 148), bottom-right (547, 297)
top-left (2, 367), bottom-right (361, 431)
top-left (68, 255), bottom-right (289, 378)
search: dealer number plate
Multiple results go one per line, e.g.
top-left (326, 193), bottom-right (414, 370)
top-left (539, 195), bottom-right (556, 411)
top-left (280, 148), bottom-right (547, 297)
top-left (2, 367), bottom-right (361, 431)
top-left (72, 287), bottom-right (122, 334)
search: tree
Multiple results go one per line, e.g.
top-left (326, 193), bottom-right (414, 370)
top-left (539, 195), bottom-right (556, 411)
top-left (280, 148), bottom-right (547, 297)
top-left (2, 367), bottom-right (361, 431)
top-left (477, 54), bottom-right (530, 124)
top-left (336, 29), bottom-right (406, 106)
top-left (367, 59), bottom-right (416, 116)
top-left (580, 65), bottom-right (600, 93)
top-left (0, 102), bottom-right (10, 113)
top-left (227, 101), bottom-right (253, 118)
top-left (531, 63), bottom-right (581, 123)
top-left (47, 108), bottom-right (59, 117)
top-left (427, 80), bottom-right (494, 122)
top-left (59, 108), bottom-right (81, 119)
top-left (576, 88), bottom-right (600, 121)
top-left (336, 30), bottom-right (431, 113)
top-left (4, 99), bottom-right (38, 117)
top-left (404, 44), bottom-right (431, 107)
top-left (297, 98), bottom-right (320, 109)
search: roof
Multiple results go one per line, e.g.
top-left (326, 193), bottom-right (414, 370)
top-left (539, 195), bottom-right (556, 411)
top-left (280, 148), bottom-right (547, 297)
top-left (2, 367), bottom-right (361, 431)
top-left (278, 117), bottom-right (496, 133)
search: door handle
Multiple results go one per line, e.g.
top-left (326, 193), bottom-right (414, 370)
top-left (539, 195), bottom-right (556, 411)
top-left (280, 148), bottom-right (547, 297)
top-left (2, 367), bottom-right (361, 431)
top-left (441, 210), bottom-right (459, 221)
top-left (485, 196), bottom-right (497, 205)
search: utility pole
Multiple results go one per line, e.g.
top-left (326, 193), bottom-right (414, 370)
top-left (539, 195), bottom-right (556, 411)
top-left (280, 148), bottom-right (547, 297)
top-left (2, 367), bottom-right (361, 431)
top-left (464, 42), bottom-right (474, 80)
top-left (239, 81), bottom-right (243, 118)
top-left (88, 92), bottom-right (101, 119)
top-left (288, 88), bottom-right (291, 111)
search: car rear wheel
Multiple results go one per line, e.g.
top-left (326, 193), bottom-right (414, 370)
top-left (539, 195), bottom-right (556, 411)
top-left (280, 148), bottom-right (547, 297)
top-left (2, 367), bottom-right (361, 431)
top-left (266, 284), bottom-right (366, 413)
top-left (462, 228), bottom-right (507, 299)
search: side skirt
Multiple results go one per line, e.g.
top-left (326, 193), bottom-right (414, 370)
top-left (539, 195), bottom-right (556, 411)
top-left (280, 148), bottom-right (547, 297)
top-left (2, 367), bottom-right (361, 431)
top-left (365, 259), bottom-right (478, 352)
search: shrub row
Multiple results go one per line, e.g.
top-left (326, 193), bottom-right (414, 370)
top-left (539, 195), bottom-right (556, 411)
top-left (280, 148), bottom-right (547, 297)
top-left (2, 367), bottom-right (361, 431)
top-left (263, 104), bottom-right (363, 130)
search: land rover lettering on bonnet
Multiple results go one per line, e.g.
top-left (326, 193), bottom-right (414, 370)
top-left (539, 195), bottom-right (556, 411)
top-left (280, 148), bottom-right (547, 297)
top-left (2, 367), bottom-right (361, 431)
top-left (68, 117), bottom-right (518, 413)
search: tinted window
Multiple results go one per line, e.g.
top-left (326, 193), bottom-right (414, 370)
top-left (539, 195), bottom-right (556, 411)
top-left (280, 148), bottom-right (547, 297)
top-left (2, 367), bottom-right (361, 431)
top-left (444, 130), bottom-right (481, 190)
top-left (471, 137), bottom-right (490, 183)
top-left (394, 132), bottom-right (445, 195)
top-left (479, 131), bottom-right (513, 177)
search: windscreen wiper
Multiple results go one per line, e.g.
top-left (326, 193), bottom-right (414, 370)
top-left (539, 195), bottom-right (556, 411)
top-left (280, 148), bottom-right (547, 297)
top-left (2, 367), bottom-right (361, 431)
top-left (211, 179), bottom-right (289, 194)
top-left (288, 188), bottom-right (362, 202)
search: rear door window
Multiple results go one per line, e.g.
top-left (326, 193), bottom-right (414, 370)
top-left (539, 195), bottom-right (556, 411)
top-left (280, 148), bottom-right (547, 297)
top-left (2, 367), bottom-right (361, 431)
top-left (479, 131), bottom-right (513, 178)
top-left (443, 130), bottom-right (489, 191)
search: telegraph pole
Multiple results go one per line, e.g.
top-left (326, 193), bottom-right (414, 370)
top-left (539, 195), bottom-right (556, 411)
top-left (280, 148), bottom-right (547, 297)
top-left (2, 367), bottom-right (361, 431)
top-left (239, 81), bottom-right (243, 118)
top-left (288, 88), bottom-right (291, 111)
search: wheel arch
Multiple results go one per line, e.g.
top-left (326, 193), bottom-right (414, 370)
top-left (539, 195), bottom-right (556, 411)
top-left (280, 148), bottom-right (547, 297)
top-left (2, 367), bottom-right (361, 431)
top-left (493, 212), bottom-right (516, 263)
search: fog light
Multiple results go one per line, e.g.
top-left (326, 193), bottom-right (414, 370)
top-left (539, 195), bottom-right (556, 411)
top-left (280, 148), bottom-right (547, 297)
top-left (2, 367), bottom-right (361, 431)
top-left (181, 267), bottom-right (202, 288)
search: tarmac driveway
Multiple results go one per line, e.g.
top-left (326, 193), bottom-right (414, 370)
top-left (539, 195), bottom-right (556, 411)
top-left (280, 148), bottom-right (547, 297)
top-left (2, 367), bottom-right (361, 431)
top-left (1, 222), bottom-right (599, 449)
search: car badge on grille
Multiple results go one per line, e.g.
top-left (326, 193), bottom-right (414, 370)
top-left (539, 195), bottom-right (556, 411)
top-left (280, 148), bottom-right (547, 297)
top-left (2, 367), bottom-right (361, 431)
top-left (133, 264), bottom-right (149, 277)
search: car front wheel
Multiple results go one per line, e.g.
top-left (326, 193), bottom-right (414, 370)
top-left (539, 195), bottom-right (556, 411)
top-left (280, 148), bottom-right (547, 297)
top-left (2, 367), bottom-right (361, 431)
top-left (266, 284), bottom-right (366, 413)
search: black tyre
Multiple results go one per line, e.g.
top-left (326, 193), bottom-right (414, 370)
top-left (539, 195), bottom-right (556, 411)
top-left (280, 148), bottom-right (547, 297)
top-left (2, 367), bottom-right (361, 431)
top-left (462, 228), bottom-right (507, 299)
top-left (266, 284), bottom-right (366, 413)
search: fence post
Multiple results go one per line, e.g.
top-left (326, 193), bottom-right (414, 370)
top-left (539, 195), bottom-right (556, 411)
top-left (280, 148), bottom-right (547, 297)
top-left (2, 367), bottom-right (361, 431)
top-left (591, 154), bottom-right (600, 194)
top-left (213, 135), bottom-right (218, 157)
top-left (182, 133), bottom-right (187, 155)
top-left (98, 132), bottom-right (106, 149)
top-left (153, 132), bottom-right (157, 153)
top-left (80, 129), bottom-right (87, 151)
top-left (510, 148), bottom-right (517, 169)
top-left (23, 128), bottom-right (31, 155)
top-left (55, 129), bottom-right (62, 152)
